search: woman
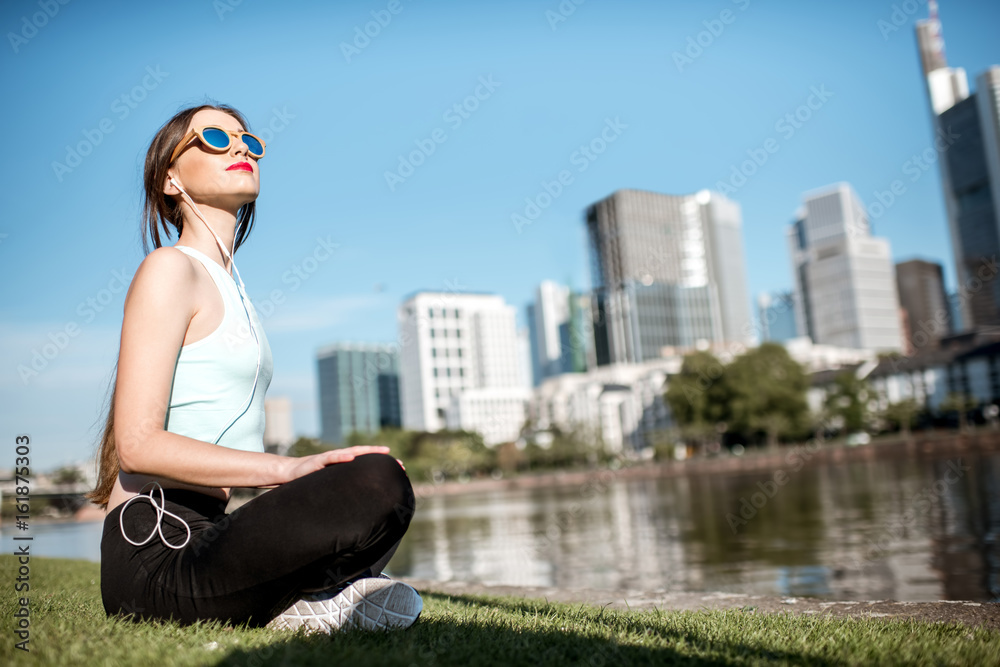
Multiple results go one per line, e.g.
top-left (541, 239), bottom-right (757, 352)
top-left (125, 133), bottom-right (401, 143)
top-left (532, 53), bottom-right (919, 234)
top-left (87, 103), bottom-right (421, 634)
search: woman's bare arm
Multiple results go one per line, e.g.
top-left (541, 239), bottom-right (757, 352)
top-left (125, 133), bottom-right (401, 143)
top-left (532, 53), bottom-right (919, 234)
top-left (114, 247), bottom-right (389, 487)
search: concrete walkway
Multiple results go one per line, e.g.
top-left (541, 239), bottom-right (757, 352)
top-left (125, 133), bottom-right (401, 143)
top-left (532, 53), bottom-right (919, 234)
top-left (400, 578), bottom-right (1000, 631)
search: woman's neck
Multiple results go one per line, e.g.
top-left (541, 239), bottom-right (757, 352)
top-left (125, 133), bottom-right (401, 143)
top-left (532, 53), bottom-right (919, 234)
top-left (176, 202), bottom-right (239, 271)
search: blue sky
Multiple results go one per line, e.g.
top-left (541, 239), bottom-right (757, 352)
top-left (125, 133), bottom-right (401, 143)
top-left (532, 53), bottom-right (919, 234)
top-left (2, 0), bottom-right (998, 470)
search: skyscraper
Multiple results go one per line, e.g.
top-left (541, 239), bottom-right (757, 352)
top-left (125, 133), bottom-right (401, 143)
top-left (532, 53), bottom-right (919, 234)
top-left (528, 280), bottom-right (569, 384)
top-left (316, 342), bottom-right (402, 445)
top-left (788, 183), bottom-right (903, 352)
top-left (397, 291), bottom-right (529, 444)
top-left (895, 259), bottom-right (951, 352)
top-left (527, 280), bottom-right (594, 385)
top-left (916, 3), bottom-right (1000, 329)
top-left (915, 1), bottom-right (969, 115)
top-left (585, 188), bottom-right (751, 364)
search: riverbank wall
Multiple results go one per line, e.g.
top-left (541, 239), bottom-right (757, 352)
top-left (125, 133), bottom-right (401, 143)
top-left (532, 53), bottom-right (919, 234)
top-left (408, 429), bottom-right (1000, 499)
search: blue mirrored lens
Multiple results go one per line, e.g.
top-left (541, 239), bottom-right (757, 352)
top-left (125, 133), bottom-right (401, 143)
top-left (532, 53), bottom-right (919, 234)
top-left (242, 134), bottom-right (264, 156)
top-left (201, 128), bottom-right (231, 149)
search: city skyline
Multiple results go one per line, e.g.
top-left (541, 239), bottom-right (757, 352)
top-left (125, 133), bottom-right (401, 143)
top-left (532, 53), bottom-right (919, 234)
top-left (3, 0), bottom-right (999, 469)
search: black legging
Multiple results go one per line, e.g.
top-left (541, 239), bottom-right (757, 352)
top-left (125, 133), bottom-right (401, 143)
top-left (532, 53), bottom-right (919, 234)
top-left (100, 453), bottom-right (415, 627)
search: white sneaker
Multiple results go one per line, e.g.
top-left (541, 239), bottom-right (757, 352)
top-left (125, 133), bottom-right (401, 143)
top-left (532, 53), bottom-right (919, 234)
top-left (268, 576), bottom-right (423, 634)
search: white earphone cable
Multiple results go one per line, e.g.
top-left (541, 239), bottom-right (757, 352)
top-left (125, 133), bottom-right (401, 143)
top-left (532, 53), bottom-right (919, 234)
top-left (118, 481), bottom-right (191, 550)
top-left (168, 177), bottom-right (262, 444)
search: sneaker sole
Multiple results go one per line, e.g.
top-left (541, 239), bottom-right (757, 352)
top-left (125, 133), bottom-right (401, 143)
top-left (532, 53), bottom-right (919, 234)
top-left (268, 577), bottom-right (423, 634)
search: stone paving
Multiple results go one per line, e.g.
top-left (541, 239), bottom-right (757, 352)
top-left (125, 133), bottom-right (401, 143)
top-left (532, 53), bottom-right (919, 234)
top-left (400, 578), bottom-right (1000, 631)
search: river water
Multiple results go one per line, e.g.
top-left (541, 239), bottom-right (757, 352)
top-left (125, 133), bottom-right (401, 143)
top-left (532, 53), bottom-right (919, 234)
top-left (4, 450), bottom-right (998, 601)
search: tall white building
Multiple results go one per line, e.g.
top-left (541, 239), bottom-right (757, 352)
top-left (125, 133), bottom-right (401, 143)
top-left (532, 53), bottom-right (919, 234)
top-left (397, 291), bottom-right (530, 445)
top-left (528, 280), bottom-right (570, 384)
top-left (788, 183), bottom-right (903, 352)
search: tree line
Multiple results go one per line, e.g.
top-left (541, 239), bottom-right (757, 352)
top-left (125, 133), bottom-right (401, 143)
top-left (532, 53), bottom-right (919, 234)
top-left (665, 342), bottom-right (811, 452)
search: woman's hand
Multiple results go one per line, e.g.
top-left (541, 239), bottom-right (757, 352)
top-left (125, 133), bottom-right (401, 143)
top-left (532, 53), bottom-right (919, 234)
top-left (280, 446), bottom-right (404, 484)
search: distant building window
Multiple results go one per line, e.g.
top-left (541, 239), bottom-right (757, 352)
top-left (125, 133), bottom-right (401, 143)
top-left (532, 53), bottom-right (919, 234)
top-left (444, 349), bottom-right (450, 357)
top-left (435, 389), bottom-right (440, 398)
top-left (455, 309), bottom-right (460, 318)
top-left (433, 368), bottom-right (439, 377)
top-left (429, 308), bottom-right (434, 318)
top-left (430, 329), bottom-right (435, 338)
top-left (431, 348), bottom-right (437, 358)
top-left (446, 368), bottom-right (452, 377)
top-left (456, 330), bottom-right (462, 338)
top-left (442, 329), bottom-right (448, 338)
top-left (459, 368), bottom-right (465, 377)
top-left (457, 349), bottom-right (463, 358)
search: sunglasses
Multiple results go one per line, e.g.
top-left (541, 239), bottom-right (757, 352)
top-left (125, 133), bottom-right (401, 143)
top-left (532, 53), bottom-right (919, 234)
top-left (169, 126), bottom-right (266, 164)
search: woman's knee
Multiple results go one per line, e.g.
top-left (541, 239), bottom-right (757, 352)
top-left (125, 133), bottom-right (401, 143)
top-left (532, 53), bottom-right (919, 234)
top-left (353, 453), bottom-right (415, 528)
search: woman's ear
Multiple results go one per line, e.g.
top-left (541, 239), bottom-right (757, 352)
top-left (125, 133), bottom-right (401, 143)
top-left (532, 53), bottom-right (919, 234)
top-left (163, 172), bottom-right (182, 196)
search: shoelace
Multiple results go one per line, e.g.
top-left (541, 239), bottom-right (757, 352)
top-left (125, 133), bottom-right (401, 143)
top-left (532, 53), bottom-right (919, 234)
top-left (119, 481), bottom-right (191, 549)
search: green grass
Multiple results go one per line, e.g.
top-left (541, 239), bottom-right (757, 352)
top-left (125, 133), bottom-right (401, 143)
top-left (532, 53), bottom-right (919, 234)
top-left (1, 556), bottom-right (998, 666)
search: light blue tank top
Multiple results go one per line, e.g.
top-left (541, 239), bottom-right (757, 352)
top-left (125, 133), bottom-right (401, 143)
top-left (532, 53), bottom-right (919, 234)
top-left (164, 245), bottom-right (273, 452)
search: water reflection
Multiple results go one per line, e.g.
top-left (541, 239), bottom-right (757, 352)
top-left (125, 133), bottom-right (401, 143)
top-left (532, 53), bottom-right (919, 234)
top-left (0, 520), bottom-right (102, 563)
top-left (3, 451), bottom-right (997, 602)
top-left (391, 451), bottom-right (1000, 601)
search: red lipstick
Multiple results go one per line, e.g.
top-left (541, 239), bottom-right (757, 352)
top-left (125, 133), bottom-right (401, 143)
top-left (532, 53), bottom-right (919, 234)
top-left (227, 162), bottom-right (253, 172)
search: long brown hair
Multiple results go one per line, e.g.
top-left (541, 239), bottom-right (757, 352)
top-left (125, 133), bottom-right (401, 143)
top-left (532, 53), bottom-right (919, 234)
top-left (87, 103), bottom-right (257, 508)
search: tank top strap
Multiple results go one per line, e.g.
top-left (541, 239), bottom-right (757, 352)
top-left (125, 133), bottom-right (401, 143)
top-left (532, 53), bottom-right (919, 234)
top-left (173, 244), bottom-right (235, 281)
